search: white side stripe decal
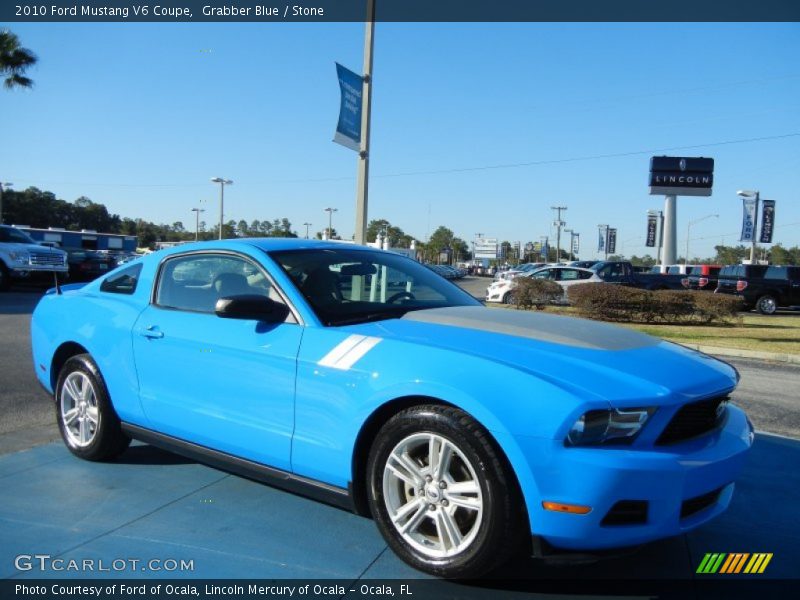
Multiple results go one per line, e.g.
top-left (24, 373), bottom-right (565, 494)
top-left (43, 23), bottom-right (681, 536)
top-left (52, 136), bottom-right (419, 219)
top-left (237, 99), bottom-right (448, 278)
top-left (318, 335), bottom-right (382, 370)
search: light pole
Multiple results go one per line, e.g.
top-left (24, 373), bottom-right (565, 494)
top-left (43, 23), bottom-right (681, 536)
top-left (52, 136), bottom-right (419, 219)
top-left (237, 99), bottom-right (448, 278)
top-left (210, 177), bottom-right (233, 240)
top-left (0, 182), bottom-right (12, 224)
top-left (303, 222), bottom-right (312, 239)
top-left (324, 207), bottom-right (338, 239)
top-left (737, 190), bottom-right (760, 264)
top-left (551, 206), bottom-right (567, 262)
top-left (685, 213), bottom-right (718, 265)
top-left (191, 208), bottom-right (205, 241)
top-left (354, 0), bottom-right (376, 245)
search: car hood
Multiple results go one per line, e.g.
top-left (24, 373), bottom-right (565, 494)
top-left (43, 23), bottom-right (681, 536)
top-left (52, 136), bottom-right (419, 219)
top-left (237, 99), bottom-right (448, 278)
top-left (3, 242), bottom-right (66, 256)
top-left (347, 306), bottom-right (736, 406)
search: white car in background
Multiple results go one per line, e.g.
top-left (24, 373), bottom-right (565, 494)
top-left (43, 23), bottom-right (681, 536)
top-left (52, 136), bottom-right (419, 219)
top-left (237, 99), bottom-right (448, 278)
top-left (486, 266), bottom-right (602, 304)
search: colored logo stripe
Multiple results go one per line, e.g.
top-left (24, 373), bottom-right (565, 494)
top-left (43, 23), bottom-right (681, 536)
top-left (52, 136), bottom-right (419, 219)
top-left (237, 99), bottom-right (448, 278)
top-left (697, 553), bottom-right (772, 574)
top-left (744, 553), bottom-right (773, 574)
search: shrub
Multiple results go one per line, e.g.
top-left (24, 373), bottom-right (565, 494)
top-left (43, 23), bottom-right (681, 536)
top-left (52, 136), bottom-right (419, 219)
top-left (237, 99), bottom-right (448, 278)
top-left (567, 283), bottom-right (742, 325)
top-left (512, 277), bottom-right (564, 310)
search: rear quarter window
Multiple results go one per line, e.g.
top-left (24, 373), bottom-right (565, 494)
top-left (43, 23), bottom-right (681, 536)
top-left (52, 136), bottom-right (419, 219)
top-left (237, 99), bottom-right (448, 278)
top-left (100, 263), bottom-right (142, 295)
top-left (765, 266), bottom-right (788, 280)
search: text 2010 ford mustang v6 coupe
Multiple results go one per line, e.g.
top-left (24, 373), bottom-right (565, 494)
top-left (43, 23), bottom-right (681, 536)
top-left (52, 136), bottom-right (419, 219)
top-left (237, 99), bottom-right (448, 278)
top-left (31, 239), bottom-right (753, 578)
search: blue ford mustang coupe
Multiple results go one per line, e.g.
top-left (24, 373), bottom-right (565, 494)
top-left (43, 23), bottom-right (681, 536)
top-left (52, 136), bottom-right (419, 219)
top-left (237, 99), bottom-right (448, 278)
top-left (31, 239), bottom-right (753, 577)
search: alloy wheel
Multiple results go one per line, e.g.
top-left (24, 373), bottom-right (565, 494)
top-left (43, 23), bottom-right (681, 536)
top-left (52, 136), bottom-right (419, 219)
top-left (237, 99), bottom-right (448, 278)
top-left (382, 432), bottom-right (483, 558)
top-left (60, 371), bottom-right (100, 447)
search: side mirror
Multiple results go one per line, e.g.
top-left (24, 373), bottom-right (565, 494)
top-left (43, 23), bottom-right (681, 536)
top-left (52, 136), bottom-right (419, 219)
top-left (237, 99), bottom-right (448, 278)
top-left (215, 294), bottom-right (290, 323)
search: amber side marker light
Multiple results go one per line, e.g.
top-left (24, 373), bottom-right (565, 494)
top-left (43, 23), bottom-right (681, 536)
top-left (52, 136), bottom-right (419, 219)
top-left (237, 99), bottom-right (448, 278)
top-left (542, 501), bottom-right (592, 514)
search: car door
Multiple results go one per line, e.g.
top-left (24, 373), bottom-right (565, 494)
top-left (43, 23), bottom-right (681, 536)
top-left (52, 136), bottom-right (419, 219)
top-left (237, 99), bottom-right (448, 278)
top-left (131, 251), bottom-right (301, 471)
top-left (556, 268), bottom-right (593, 298)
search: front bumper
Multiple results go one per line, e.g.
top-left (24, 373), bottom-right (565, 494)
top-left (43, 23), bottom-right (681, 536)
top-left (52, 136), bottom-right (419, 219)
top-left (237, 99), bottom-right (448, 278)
top-left (519, 404), bottom-right (753, 551)
top-left (485, 287), bottom-right (506, 303)
top-left (9, 264), bottom-right (68, 277)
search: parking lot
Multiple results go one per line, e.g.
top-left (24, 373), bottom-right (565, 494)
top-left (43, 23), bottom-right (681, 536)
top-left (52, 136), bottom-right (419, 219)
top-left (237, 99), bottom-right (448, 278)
top-left (1, 285), bottom-right (798, 595)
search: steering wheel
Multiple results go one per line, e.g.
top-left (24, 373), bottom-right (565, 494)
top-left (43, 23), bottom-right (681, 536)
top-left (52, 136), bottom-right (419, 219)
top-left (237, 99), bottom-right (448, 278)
top-left (387, 291), bottom-right (416, 304)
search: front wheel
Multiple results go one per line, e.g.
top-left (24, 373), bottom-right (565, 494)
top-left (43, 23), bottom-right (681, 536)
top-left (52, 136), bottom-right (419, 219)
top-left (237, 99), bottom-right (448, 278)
top-left (366, 405), bottom-right (526, 578)
top-left (55, 354), bottom-right (130, 461)
top-left (756, 294), bottom-right (777, 315)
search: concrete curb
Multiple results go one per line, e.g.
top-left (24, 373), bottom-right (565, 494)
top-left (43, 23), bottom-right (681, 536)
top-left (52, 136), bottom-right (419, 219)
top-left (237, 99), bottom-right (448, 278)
top-left (681, 343), bottom-right (800, 365)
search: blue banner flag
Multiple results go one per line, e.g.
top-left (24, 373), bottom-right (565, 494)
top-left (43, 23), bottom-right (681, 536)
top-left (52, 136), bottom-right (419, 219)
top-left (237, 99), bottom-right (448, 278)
top-left (740, 197), bottom-right (757, 242)
top-left (333, 63), bottom-right (363, 152)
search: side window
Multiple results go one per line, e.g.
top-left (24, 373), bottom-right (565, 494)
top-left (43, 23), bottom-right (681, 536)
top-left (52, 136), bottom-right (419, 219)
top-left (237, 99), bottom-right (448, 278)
top-left (559, 269), bottom-right (581, 281)
top-left (578, 269), bottom-right (593, 280)
top-left (156, 254), bottom-right (280, 313)
top-left (764, 266), bottom-right (787, 280)
top-left (100, 264), bottom-right (142, 295)
top-left (532, 269), bottom-right (551, 280)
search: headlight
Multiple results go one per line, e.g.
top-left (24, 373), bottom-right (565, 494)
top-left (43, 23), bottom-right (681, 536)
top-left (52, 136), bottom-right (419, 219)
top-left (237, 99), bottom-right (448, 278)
top-left (566, 407), bottom-right (656, 446)
top-left (8, 251), bottom-right (30, 264)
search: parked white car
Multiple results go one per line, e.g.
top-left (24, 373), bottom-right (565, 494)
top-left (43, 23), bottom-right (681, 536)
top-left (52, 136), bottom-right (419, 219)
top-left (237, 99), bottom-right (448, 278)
top-left (486, 266), bottom-right (602, 304)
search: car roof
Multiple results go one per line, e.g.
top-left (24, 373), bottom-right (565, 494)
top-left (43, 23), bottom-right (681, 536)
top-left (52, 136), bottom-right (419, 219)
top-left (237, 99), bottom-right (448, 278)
top-left (155, 238), bottom-right (377, 258)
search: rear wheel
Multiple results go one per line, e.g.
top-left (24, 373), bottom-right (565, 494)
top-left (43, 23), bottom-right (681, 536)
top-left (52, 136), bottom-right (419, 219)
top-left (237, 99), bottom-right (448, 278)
top-left (55, 354), bottom-right (130, 461)
top-left (366, 405), bottom-right (526, 578)
top-left (756, 294), bottom-right (777, 315)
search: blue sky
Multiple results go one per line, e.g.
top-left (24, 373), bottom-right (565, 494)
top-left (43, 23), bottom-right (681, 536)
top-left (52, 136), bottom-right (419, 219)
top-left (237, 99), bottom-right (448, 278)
top-left (3, 22), bottom-right (799, 259)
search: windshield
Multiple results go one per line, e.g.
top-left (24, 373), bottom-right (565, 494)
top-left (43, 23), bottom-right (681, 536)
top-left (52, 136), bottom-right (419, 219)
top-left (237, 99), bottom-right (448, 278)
top-left (0, 226), bottom-right (36, 244)
top-left (269, 247), bottom-right (481, 326)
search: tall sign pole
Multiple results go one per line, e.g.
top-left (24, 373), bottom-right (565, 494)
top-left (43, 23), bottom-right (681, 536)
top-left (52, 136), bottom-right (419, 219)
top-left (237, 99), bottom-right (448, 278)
top-left (354, 0), bottom-right (375, 245)
top-left (662, 194), bottom-right (677, 265)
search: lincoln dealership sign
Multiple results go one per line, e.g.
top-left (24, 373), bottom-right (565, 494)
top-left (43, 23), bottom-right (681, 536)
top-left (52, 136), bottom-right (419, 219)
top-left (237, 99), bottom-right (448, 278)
top-left (649, 156), bottom-right (714, 197)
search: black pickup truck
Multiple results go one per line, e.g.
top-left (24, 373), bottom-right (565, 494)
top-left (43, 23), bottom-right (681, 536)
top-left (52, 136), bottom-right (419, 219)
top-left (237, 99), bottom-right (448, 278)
top-left (591, 261), bottom-right (688, 290)
top-left (715, 264), bottom-right (800, 314)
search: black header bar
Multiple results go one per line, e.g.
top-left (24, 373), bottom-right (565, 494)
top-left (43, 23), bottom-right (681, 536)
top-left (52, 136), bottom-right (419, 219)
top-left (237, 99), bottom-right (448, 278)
top-left (3, 0), bottom-right (800, 23)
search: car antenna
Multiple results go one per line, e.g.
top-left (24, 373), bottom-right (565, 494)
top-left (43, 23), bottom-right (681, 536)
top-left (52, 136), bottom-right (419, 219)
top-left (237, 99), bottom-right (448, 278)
top-left (53, 271), bottom-right (62, 295)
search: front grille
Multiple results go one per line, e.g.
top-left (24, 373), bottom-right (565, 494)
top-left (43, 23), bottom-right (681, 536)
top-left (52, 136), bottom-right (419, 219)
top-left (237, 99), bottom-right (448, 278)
top-left (656, 397), bottom-right (727, 445)
top-left (601, 500), bottom-right (648, 526)
top-left (681, 487), bottom-right (723, 519)
top-left (29, 252), bottom-right (65, 267)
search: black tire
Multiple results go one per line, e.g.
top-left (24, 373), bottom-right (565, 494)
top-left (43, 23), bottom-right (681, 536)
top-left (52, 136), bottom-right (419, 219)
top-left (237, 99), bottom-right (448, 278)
top-left (502, 292), bottom-right (515, 305)
top-left (0, 262), bottom-right (10, 291)
top-left (756, 294), bottom-right (778, 315)
top-left (366, 405), bottom-right (526, 578)
top-left (55, 354), bottom-right (130, 461)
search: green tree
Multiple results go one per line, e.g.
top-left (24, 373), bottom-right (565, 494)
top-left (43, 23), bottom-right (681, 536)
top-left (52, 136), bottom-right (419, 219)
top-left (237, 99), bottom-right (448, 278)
top-left (714, 244), bottom-right (749, 265)
top-left (1, 30), bottom-right (37, 89)
top-left (366, 219), bottom-right (415, 248)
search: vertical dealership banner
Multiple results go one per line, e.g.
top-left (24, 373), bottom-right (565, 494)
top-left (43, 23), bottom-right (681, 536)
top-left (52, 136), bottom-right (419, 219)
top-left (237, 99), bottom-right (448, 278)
top-left (333, 63), bottom-right (363, 152)
top-left (759, 200), bottom-right (776, 243)
top-left (598, 227), bottom-right (606, 252)
top-left (646, 214), bottom-right (658, 247)
top-left (740, 197), bottom-right (757, 242)
top-left (540, 241), bottom-right (549, 260)
top-left (607, 229), bottom-right (617, 254)
top-left (572, 233), bottom-right (580, 255)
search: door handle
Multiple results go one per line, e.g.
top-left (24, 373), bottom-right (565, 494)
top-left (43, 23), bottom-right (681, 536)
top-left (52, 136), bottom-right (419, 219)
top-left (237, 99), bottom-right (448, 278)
top-left (140, 325), bottom-right (164, 339)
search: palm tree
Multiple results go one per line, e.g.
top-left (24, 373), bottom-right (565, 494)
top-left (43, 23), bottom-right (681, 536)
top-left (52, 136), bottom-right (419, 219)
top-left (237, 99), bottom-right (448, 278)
top-left (0, 30), bottom-right (37, 89)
